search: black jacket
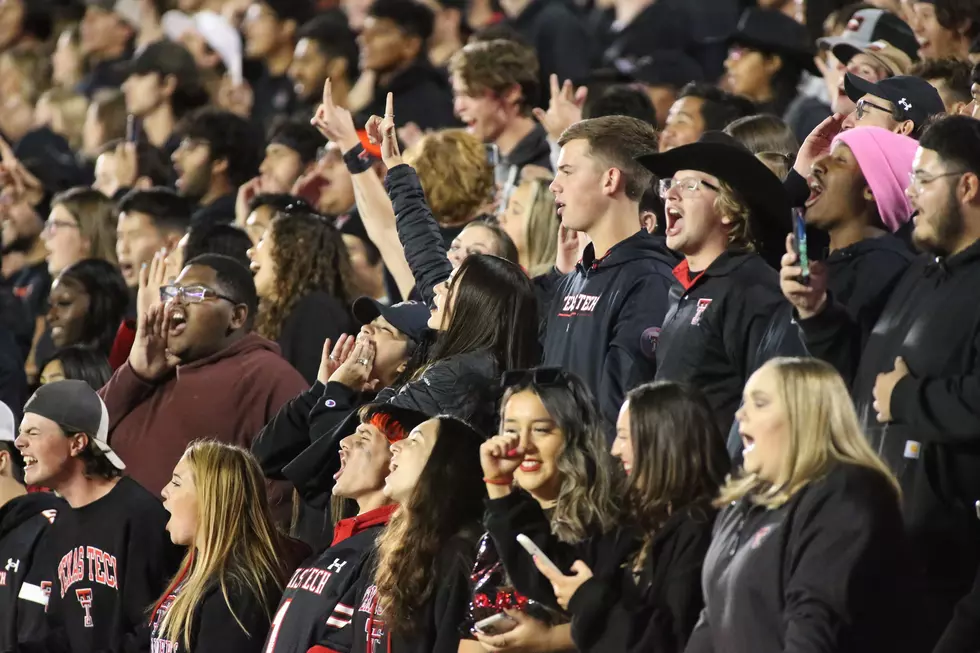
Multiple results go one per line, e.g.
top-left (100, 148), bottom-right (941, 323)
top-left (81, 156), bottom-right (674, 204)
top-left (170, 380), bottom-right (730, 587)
top-left (355, 62), bottom-right (457, 132)
top-left (0, 492), bottom-right (61, 653)
top-left (935, 559), bottom-right (980, 653)
top-left (190, 193), bottom-right (236, 227)
top-left (589, 0), bottom-right (694, 71)
top-left (317, 532), bottom-right (478, 653)
top-left (278, 292), bottom-right (355, 385)
top-left (269, 505), bottom-right (395, 653)
top-left (538, 232), bottom-right (676, 434)
top-left (799, 239), bottom-right (980, 649)
top-left (654, 252), bottom-right (785, 436)
top-left (685, 464), bottom-right (911, 653)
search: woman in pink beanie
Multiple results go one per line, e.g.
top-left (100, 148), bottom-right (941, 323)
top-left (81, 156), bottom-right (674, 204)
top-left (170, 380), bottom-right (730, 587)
top-left (802, 125), bottom-right (918, 339)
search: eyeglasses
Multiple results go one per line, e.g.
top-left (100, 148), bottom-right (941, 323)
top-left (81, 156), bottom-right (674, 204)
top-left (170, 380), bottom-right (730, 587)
top-left (159, 284), bottom-right (237, 305)
top-left (43, 219), bottom-right (80, 233)
top-left (500, 367), bottom-right (569, 388)
top-left (907, 170), bottom-right (966, 195)
top-left (657, 176), bottom-right (720, 200)
top-left (854, 98), bottom-right (895, 121)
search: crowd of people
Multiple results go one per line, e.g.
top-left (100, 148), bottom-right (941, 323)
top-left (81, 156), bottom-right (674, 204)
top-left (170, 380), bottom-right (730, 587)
top-left (0, 0), bottom-right (980, 651)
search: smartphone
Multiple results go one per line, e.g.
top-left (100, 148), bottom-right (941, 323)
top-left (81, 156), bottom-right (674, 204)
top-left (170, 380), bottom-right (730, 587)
top-left (475, 613), bottom-right (518, 636)
top-left (484, 143), bottom-right (500, 167)
top-left (793, 208), bottom-right (810, 285)
top-left (126, 115), bottom-right (139, 144)
top-left (516, 533), bottom-right (562, 576)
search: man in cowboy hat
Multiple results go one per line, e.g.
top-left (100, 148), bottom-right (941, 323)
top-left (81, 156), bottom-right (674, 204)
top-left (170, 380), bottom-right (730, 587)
top-left (637, 132), bottom-right (790, 435)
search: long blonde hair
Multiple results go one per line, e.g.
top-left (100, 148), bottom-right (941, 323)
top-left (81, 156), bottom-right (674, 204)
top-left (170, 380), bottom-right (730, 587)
top-left (717, 357), bottom-right (900, 509)
top-left (521, 178), bottom-right (559, 278)
top-left (153, 441), bottom-right (286, 650)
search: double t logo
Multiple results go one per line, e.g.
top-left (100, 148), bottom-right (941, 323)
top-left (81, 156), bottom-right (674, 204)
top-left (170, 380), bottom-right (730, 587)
top-left (75, 589), bottom-right (94, 627)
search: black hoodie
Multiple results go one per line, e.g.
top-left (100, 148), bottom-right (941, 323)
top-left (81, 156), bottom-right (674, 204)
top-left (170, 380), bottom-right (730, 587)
top-left (539, 231), bottom-right (677, 434)
top-left (355, 61), bottom-right (457, 133)
top-left (685, 464), bottom-right (912, 653)
top-left (0, 492), bottom-right (62, 653)
top-left (798, 238), bottom-right (980, 650)
top-left (654, 251), bottom-right (785, 437)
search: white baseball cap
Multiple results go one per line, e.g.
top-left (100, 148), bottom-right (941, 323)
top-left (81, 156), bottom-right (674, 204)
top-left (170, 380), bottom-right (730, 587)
top-left (162, 10), bottom-right (243, 86)
top-left (85, 0), bottom-right (142, 30)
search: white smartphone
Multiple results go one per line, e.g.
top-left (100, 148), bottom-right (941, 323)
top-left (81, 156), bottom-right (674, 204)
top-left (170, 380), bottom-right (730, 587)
top-left (474, 612), bottom-right (517, 636)
top-left (516, 533), bottom-right (562, 576)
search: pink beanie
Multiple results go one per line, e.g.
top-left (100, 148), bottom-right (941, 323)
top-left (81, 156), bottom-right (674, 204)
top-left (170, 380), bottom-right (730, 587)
top-left (832, 126), bottom-right (918, 233)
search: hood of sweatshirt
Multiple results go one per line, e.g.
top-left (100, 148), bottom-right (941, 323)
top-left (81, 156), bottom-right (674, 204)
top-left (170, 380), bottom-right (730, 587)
top-left (826, 232), bottom-right (915, 267)
top-left (175, 332), bottom-right (285, 377)
top-left (0, 491), bottom-right (62, 540)
top-left (578, 230), bottom-right (680, 273)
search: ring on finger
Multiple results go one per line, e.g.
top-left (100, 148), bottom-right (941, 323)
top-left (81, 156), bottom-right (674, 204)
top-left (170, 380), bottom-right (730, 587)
top-left (357, 358), bottom-right (370, 366)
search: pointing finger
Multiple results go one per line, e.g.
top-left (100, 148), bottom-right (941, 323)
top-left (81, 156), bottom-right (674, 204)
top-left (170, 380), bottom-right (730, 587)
top-left (385, 92), bottom-right (394, 117)
top-left (323, 77), bottom-right (332, 106)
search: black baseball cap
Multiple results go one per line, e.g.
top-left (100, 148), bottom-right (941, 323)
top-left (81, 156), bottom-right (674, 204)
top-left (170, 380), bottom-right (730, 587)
top-left (352, 297), bottom-right (430, 342)
top-left (844, 73), bottom-right (946, 127)
top-left (23, 381), bottom-right (125, 470)
top-left (116, 40), bottom-right (201, 86)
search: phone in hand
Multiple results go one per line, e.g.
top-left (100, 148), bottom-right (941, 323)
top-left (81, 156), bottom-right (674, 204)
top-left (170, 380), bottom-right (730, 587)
top-left (793, 208), bottom-right (810, 285)
top-left (475, 613), bottom-right (518, 636)
top-left (126, 115), bottom-right (139, 144)
top-left (516, 533), bottom-right (562, 576)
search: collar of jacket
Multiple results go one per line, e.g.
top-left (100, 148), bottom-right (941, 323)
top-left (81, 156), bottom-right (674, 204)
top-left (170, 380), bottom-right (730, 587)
top-left (929, 237), bottom-right (980, 275)
top-left (672, 249), bottom-right (756, 290)
top-left (331, 503), bottom-right (399, 546)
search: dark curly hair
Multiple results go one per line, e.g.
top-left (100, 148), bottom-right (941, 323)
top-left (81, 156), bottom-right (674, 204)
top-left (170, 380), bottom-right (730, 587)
top-left (255, 211), bottom-right (357, 341)
top-left (57, 259), bottom-right (129, 355)
top-left (374, 416), bottom-right (486, 636)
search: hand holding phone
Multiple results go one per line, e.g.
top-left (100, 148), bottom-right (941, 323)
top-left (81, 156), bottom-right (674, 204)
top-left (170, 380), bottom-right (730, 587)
top-left (516, 534), bottom-right (562, 577)
top-left (474, 612), bottom-right (518, 636)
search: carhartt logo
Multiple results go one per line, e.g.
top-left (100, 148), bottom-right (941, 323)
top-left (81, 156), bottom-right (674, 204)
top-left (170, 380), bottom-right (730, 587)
top-left (5, 558), bottom-right (19, 573)
top-left (898, 98), bottom-right (912, 111)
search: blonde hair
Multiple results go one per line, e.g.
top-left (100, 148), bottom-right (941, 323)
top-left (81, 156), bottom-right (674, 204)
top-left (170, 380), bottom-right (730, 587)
top-left (38, 87), bottom-right (89, 151)
top-left (521, 178), bottom-right (559, 277)
top-left (714, 180), bottom-right (755, 252)
top-left (51, 187), bottom-right (119, 265)
top-left (717, 358), bottom-right (900, 509)
top-left (154, 441), bottom-right (286, 650)
top-left (404, 129), bottom-right (493, 226)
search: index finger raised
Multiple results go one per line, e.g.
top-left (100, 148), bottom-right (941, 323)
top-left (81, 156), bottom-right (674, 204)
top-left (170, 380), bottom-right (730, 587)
top-left (385, 92), bottom-right (394, 117)
top-left (322, 77), bottom-right (332, 107)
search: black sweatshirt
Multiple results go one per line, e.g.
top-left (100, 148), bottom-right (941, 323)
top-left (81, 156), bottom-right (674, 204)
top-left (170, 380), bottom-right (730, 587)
top-left (17, 477), bottom-right (184, 653)
top-left (685, 464), bottom-right (911, 653)
top-left (566, 503), bottom-right (715, 653)
top-left (654, 252), bottom-right (785, 436)
top-left (148, 576), bottom-right (281, 653)
top-left (314, 532), bottom-right (478, 653)
top-left (0, 492), bottom-right (62, 653)
top-left (798, 239), bottom-right (980, 648)
top-left (538, 231), bottom-right (677, 435)
top-left (267, 505), bottom-right (395, 653)
top-left (277, 292), bottom-right (355, 386)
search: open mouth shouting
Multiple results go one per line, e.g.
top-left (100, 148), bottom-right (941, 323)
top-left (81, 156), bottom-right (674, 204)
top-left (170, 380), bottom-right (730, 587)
top-left (168, 305), bottom-right (188, 337)
top-left (665, 205), bottom-right (684, 238)
top-left (805, 174), bottom-right (825, 209)
top-left (740, 431), bottom-right (755, 454)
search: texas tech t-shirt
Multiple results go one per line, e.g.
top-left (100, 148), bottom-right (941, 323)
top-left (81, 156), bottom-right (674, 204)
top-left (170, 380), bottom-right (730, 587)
top-left (18, 476), bottom-right (184, 653)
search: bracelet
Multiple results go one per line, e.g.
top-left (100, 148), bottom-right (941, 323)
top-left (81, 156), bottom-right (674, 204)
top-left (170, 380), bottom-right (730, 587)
top-left (483, 476), bottom-right (513, 486)
top-left (343, 143), bottom-right (374, 175)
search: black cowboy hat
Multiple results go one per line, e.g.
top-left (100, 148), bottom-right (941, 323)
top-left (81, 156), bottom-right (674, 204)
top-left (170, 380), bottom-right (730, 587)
top-left (636, 131), bottom-right (792, 258)
top-left (728, 7), bottom-right (819, 75)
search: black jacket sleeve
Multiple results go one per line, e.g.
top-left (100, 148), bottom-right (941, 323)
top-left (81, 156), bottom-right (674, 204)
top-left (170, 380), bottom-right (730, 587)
top-left (251, 383), bottom-right (326, 481)
top-left (386, 164), bottom-right (453, 306)
top-left (566, 520), bottom-right (710, 653)
top-left (483, 492), bottom-right (579, 609)
top-left (598, 275), bottom-right (671, 431)
top-left (934, 561), bottom-right (980, 653)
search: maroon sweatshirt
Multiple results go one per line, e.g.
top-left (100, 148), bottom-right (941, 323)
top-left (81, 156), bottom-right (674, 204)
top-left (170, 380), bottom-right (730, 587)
top-left (99, 333), bottom-right (308, 520)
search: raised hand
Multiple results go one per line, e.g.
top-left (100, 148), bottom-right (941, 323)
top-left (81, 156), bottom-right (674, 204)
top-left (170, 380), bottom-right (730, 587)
top-left (318, 334), bottom-right (357, 384)
top-left (311, 78), bottom-right (360, 153)
top-left (532, 74), bottom-right (587, 142)
top-left (235, 176), bottom-right (263, 227)
top-left (779, 233), bottom-right (828, 319)
top-left (479, 433), bottom-right (524, 483)
top-left (137, 249), bottom-right (168, 321)
top-left (328, 337), bottom-right (378, 391)
top-left (365, 92), bottom-right (402, 169)
top-left (794, 112), bottom-right (845, 178)
top-left (129, 301), bottom-right (176, 381)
